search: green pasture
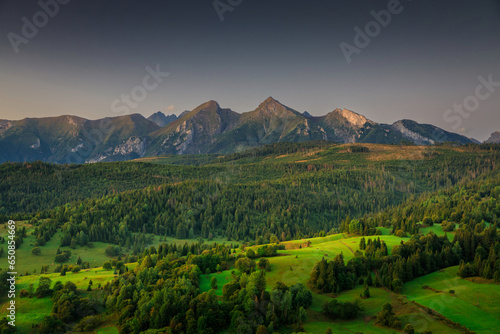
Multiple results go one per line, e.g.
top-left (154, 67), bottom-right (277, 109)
top-left (199, 269), bottom-right (237, 296)
top-left (403, 266), bottom-right (500, 334)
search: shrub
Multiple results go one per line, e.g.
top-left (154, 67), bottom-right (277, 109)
top-left (404, 324), bottom-right (415, 334)
top-left (73, 315), bottom-right (102, 332)
top-left (103, 261), bottom-right (112, 271)
top-left (235, 257), bottom-right (256, 274)
top-left (322, 299), bottom-right (361, 320)
top-left (55, 251), bottom-right (71, 263)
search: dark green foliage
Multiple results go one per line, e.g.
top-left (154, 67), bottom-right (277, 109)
top-left (309, 253), bottom-right (360, 294)
top-left (361, 287), bottom-right (370, 298)
top-left (37, 316), bottom-right (65, 334)
top-left (73, 315), bottom-right (102, 333)
top-left (256, 244), bottom-right (279, 257)
top-left (348, 146), bottom-right (369, 153)
top-left (404, 324), bottom-right (415, 334)
top-left (322, 299), bottom-right (361, 320)
top-left (54, 251), bottom-right (71, 263)
top-left (52, 282), bottom-right (98, 324)
top-left (0, 318), bottom-right (15, 333)
top-left (258, 258), bottom-right (271, 271)
top-left (210, 276), bottom-right (218, 290)
top-left (375, 303), bottom-right (401, 329)
top-left (35, 277), bottom-right (53, 298)
top-left (4, 145), bottom-right (498, 251)
top-left (102, 261), bottom-right (112, 271)
top-left (234, 257), bottom-right (256, 274)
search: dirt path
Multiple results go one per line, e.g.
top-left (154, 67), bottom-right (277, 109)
top-left (339, 240), bottom-right (355, 256)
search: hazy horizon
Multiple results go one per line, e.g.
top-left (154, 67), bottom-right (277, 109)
top-left (1, 0), bottom-right (499, 141)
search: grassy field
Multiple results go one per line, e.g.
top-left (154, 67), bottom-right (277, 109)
top-left (0, 220), bottom-right (238, 275)
top-left (3, 232), bottom-right (496, 333)
top-left (403, 266), bottom-right (500, 334)
top-left (97, 326), bottom-right (120, 334)
top-left (0, 297), bottom-right (52, 333)
top-left (419, 223), bottom-right (455, 241)
top-left (0, 264), bottom-right (124, 333)
top-left (199, 269), bottom-right (237, 296)
top-left (248, 233), bottom-right (408, 289)
top-left (252, 233), bottom-right (466, 334)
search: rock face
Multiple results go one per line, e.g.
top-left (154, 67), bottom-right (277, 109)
top-left (147, 111), bottom-right (178, 127)
top-left (149, 100), bottom-right (240, 154)
top-left (486, 131), bottom-right (500, 144)
top-left (391, 120), bottom-right (473, 145)
top-left (0, 114), bottom-right (158, 163)
top-left (0, 98), bottom-right (476, 163)
top-left (391, 120), bottom-right (435, 145)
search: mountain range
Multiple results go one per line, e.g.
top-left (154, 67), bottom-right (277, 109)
top-left (0, 97), bottom-right (489, 163)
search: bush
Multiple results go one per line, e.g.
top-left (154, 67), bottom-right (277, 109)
top-left (322, 299), bottom-right (361, 320)
top-left (361, 287), bottom-right (370, 298)
top-left (210, 277), bottom-right (218, 290)
top-left (105, 245), bottom-right (120, 257)
top-left (103, 261), bottom-right (112, 271)
top-left (35, 277), bottom-right (53, 298)
top-left (55, 251), bottom-right (71, 263)
top-left (348, 146), bottom-right (369, 153)
top-left (73, 315), bottom-right (102, 332)
top-left (258, 258), bottom-right (270, 271)
top-left (38, 315), bottom-right (65, 334)
top-left (375, 303), bottom-right (401, 329)
top-left (396, 230), bottom-right (407, 238)
top-left (404, 324), bottom-right (415, 334)
top-left (441, 221), bottom-right (455, 232)
top-left (235, 257), bottom-right (256, 274)
top-left (422, 217), bottom-right (434, 226)
top-left (246, 249), bottom-right (256, 259)
top-left (32, 247), bottom-right (41, 255)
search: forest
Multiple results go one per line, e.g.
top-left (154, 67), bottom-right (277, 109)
top-left (0, 142), bottom-right (499, 333)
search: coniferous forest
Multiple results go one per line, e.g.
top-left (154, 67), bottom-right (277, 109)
top-left (0, 142), bottom-right (499, 333)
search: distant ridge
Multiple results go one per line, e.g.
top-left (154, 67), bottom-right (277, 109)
top-left (0, 98), bottom-right (476, 163)
top-left (147, 111), bottom-right (178, 127)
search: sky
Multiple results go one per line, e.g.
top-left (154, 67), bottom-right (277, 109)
top-left (0, 0), bottom-right (499, 141)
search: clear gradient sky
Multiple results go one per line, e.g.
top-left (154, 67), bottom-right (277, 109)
top-left (0, 0), bottom-right (499, 141)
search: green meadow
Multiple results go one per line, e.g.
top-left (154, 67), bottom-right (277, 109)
top-left (250, 234), bottom-right (409, 288)
top-left (0, 265), bottom-right (125, 333)
top-left (2, 232), bottom-right (497, 333)
top-left (404, 266), bottom-right (500, 334)
top-left (419, 223), bottom-right (455, 241)
top-left (199, 269), bottom-right (237, 296)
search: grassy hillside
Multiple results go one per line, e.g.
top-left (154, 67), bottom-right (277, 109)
top-left (404, 266), bottom-right (500, 334)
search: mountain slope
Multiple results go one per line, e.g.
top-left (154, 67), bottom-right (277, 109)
top-left (209, 97), bottom-right (331, 152)
top-left (391, 119), bottom-right (472, 145)
top-left (486, 131), bottom-right (500, 144)
top-left (0, 114), bottom-right (159, 163)
top-left (147, 100), bottom-right (240, 154)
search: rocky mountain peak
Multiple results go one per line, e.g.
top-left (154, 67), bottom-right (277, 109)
top-left (330, 108), bottom-right (372, 128)
top-left (486, 131), bottom-right (500, 144)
